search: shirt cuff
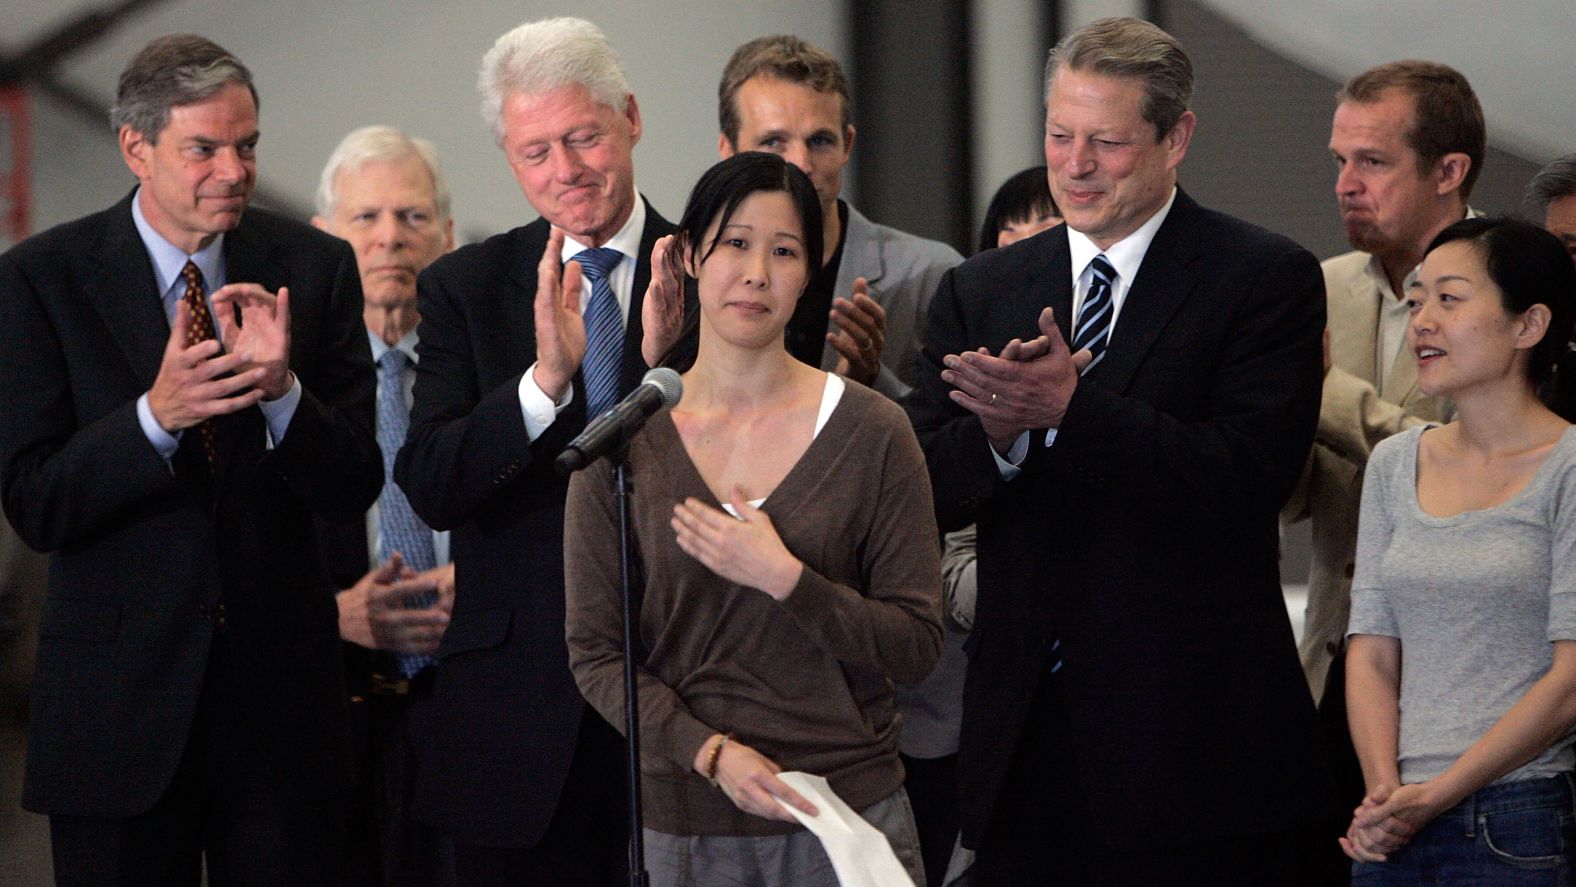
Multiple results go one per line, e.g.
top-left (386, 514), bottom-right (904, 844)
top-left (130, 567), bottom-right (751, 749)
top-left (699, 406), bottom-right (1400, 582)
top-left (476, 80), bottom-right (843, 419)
top-left (136, 392), bottom-right (181, 460)
top-left (990, 431), bottom-right (1030, 480)
top-left (519, 362), bottom-right (572, 442)
top-left (258, 373), bottom-right (302, 448)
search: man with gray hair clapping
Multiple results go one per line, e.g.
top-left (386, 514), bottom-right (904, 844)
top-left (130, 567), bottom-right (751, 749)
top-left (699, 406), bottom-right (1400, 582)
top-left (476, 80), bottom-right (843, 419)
top-left (393, 17), bottom-right (680, 885)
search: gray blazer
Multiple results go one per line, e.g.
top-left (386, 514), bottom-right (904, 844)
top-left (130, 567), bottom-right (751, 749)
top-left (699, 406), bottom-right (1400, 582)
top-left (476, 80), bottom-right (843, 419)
top-left (824, 205), bottom-right (962, 399)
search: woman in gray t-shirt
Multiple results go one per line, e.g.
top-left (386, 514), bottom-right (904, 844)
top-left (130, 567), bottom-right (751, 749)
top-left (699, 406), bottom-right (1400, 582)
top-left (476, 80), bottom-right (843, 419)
top-left (1343, 217), bottom-right (1576, 884)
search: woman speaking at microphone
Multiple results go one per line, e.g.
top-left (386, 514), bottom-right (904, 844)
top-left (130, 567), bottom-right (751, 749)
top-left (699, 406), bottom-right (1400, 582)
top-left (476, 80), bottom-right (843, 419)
top-left (564, 151), bottom-right (941, 887)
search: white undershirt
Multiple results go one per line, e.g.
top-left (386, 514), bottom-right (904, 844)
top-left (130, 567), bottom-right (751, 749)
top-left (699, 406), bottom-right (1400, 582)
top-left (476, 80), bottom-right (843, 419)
top-left (723, 373), bottom-right (844, 515)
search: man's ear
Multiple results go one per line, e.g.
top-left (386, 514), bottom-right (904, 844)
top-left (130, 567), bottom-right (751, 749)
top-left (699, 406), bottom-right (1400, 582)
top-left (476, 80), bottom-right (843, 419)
top-left (718, 132), bottom-right (737, 160)
top-left (310, 215), bottom-right (329, 233)
top-left (1436, 152), bottom-right (1471, 197)
top-left (623, 93), bottom-right (643, 147)
top-left (1164, 110), bottom-right (1196, 170)
top-left (119, 125), bottom-right (150, 179)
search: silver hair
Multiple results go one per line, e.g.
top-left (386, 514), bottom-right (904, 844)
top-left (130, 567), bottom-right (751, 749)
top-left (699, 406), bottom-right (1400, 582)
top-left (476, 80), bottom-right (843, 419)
top-left (477, 16), bottom-right (630, 145)
top-left (109, 34), bottom-right (257, 142)
top-left (1043, 17), bottom-right (1193, 141)
top-left (1527, 154), bottom-right (1576, 215)
top-left (315, 125), bottom-right (451, 221)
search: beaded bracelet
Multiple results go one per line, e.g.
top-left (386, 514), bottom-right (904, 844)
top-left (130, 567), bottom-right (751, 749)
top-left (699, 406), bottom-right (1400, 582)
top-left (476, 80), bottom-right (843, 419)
top-left (705, 733), bottom-right (734, 788)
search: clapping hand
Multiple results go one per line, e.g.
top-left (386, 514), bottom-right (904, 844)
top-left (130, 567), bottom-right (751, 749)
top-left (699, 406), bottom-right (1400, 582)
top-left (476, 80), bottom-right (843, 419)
top-left (641, 234), bottom-right (686, 367)
top-left (828, 277), bottom-right (886, 386)
top-left (210, 282), bottom-right (293, 399)
top-left (532, 226), bottom-right (588, 402)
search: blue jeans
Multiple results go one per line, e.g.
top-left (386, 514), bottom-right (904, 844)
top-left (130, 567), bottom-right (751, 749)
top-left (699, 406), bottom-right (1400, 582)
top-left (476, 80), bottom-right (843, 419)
top-left (1352, 773), bottom-right (1576, 886)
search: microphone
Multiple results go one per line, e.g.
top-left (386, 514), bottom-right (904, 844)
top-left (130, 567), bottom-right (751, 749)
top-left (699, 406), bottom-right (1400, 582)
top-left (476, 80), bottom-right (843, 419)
top-left (555, 368), bottom-right (683, 475)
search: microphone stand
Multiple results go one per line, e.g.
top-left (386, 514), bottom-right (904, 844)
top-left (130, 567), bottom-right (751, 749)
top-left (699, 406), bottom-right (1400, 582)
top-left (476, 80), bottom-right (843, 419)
top-left (611, 438), bottom-right (649, 887)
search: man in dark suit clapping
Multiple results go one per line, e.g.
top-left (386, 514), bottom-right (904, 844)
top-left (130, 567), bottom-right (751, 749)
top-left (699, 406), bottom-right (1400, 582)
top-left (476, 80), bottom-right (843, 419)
top-left (0, 34), bottom-right (380, 885)
top-left (393, 16), bottom-right (681, 886)
top-left (906, 17), bottom-right (1334, 886)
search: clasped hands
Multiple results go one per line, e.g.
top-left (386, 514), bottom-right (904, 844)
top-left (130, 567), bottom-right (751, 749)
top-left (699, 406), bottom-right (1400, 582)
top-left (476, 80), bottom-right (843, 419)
top-left (1339, 781), bottom-right (1449, 863)
top-left (148, 283), bottom-right (293, 433)
top-left (338, 553), bottom-right (454, 655)
top-left (940, 307), bottom-right (1091, 453)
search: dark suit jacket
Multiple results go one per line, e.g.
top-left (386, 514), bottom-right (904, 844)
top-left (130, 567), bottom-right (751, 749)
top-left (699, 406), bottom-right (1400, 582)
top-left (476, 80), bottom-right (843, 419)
top-left (314, 510), bottom-right (383, 712)
top-left (395, 205), bottom-right (676, 848)
top-left (905, 190), bottom-right (1332, 851)
top-left (0, 191), bottom-right (381, 817)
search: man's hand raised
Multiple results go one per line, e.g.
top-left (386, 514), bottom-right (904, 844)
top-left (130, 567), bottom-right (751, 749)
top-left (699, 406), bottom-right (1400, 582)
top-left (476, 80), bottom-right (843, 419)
top-left (210, 282), bottom-right (293, 400)
top-left (940, 307), bottom-right (1091, 452)
top-left (147, 298), bottom-right (268, 433)
top-left (532, 226), bottom-right (588, 402)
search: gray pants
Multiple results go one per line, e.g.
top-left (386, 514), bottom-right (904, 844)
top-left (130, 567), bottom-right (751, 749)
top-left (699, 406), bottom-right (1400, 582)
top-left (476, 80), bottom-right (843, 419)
top-left (645, 788), bottom-right (925, 887)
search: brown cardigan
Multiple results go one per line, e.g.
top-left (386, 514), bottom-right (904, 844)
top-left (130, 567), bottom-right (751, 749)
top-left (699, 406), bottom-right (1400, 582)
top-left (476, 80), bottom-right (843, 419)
top-left (565, 380), bottom-right (943, 836)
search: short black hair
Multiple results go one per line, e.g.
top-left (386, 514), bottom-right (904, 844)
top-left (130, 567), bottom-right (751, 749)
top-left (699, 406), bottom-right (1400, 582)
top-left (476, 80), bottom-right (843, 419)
top-left (978, 166), bottom-right (1059, 254)
top-left (1425, 216), bottom-right (1576, 398)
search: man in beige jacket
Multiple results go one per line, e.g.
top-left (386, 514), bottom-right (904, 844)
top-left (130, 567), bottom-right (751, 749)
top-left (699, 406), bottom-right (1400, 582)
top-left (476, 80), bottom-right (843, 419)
top-left (1285, 60), bottom-right (1482, 797)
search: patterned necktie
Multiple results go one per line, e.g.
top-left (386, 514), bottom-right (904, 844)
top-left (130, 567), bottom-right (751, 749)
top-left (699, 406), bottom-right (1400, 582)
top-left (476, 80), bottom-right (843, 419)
top-left (1072, 254), bottom-right (1117, 375)
top-left (180, 261), bottom-right (219, 466)
top-left (1051, 255), bottom-right (1116, 676)
top-left (376, 349), bottom-right (437, 677)
top-left (573, 247), bottom-right (625, 418)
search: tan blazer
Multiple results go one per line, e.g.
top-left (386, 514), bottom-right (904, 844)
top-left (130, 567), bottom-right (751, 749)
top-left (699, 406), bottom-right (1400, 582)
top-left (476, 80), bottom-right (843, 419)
top-left (1284, 249), bottom-right (1453, 702)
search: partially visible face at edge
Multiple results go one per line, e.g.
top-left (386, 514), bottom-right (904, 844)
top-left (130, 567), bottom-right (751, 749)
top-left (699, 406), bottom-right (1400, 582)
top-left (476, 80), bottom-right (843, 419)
top-left (1545, 195), bottom-right (1576, 269)
top-left (997, 210), bottom-right (1064, 248)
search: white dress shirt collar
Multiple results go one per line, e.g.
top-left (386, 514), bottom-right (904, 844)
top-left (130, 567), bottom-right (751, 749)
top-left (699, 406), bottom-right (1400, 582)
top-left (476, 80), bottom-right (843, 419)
top-left (560, 190), bottom-right (646, 267)
top-left (368, 328), bottom-right (420, 366)
top-left (130, 186), bottom-right (226, 297)
top-left (1066, 187), bottom-right (1176, 289)
top-left (1065, 187), bottom-right (1177, 333)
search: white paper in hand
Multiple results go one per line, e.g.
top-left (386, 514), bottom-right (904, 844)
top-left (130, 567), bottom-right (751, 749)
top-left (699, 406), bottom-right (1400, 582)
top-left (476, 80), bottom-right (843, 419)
top-left (773, 771), bottom-right (916, 887)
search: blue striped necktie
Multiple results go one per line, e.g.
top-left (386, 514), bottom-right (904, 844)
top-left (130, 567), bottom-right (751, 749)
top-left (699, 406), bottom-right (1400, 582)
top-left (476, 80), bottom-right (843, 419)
top-left (573, 247), bottom-right (626, 418)
top-left (1073, 254), bottom-right (1117, 375)
top-left (376, 349), bottom-right (437, 677)
top-left (1049, 255), bottom-right (1117, 676)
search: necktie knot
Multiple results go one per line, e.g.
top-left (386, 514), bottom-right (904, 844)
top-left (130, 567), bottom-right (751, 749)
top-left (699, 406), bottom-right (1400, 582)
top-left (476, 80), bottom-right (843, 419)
top-left (1073, 254), bottom-right (1117, 374)
top-left (572, 247), bottom-right (622, 282)
top-left (182, 261), bottom-right (203, 290)
top-left (1088, 254), bottom-right (1116, 287)
top-left (378, 348), bottom-right (409, 377)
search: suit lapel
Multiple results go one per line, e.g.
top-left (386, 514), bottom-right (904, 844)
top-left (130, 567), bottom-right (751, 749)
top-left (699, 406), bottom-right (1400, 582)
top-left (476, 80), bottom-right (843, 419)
top-left (1082, 191), bottom-right (1202, 393)
top-left (504, 221), bottom-right (547, 377)
top-left (83, 193), bottom-right (169, 391)
top-left (1328, 260), bottom-right (1380, 383)
top-left (1035, 230), bottom-right (1074, 345)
